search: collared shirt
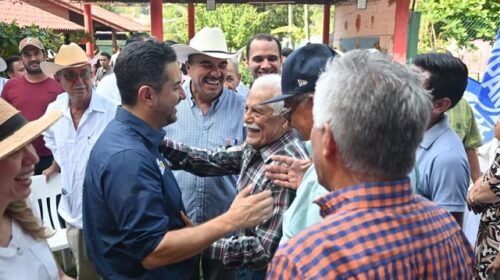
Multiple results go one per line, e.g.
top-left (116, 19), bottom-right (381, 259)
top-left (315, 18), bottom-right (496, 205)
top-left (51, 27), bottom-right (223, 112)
top-left (267, 179), bottom-right (475, 279)
top-left (0, 221), bottom-right (59, 280)
top-left (95, 73), bottom-right (121, 106)
top-left (161, 129), bottom-right (308, 270)
top-left (448, 98), bottom-right (482, 150)
top-left (280, 142), bottom-right (327, 244)
top-left (164, 82), bottom-right (246, 224)
top-left (235, 81), bottom-right (249, 99)
top-left (416, 115), bottom-right (470, 213)
top-left (43, 92), bottom-right (116, 229)
top-left (281, 142), bottom-right (421, 244)
top-left (83, 107), bottom-right (195, 279)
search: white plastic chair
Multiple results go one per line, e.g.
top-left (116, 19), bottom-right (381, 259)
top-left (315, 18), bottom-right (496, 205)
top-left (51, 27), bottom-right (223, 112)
top-left (30, 174), bottom-right (69, 251)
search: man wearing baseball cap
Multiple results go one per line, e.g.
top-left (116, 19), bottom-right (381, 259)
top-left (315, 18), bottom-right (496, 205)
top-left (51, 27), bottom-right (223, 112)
top-left (1, 37), bottom-right (63, 175)
top-left (167, 27), bottom-right (246, 280)
top-left (263, 44), bottom-right (338, 243)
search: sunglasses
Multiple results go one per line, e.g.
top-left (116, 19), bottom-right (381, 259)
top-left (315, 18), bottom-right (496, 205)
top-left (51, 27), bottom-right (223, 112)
top-left (59, 69), bottom-right (92, 81)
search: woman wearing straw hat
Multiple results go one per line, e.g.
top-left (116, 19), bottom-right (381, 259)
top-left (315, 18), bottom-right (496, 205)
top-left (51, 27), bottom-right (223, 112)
top-left (0, 99), bottom-right (72, 279)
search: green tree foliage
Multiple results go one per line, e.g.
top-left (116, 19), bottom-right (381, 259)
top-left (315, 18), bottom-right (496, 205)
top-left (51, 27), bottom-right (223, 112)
top-left (0, 21), bottom-right (64, 58)
top-left (163, 4), bottom-right (189, 44)
top-left (195, 4), bottom-right (267, 51)
top-left (417, 0), bottom-right (499, 51)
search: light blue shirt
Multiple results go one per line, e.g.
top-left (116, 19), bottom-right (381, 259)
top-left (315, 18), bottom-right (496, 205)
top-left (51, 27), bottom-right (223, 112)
top-left (280, 142), bottom-right (421, 244)
top-left (164, 82), bottom-right (246, 224)
top-left (416, 115), bottom-right (470, 213)
top-left (280, 142), bottom-right (326, 244)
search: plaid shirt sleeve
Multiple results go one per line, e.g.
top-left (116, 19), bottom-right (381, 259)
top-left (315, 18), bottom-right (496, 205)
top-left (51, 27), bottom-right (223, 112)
top-left (205, 181), bottom-right (295, 270)
top-left (160, 138), bottom-right (243, 176)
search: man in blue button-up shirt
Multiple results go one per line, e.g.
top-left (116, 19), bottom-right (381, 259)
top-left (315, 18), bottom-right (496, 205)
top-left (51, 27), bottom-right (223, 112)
top-left (169, 27), bottom-right (246, 280)
top-left (83, 40), bottom-right (273, 280)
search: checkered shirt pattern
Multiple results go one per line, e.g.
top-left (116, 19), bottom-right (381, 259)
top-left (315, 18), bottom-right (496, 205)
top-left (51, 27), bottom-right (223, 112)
top-left (267, 179), bottom-right (475, 279)
top-left (161, 129), bottom-right (308, 270)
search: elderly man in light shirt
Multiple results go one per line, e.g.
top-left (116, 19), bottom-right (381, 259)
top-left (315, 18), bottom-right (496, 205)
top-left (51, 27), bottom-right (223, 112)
top-left (41, 43), bottom-right (116, 279)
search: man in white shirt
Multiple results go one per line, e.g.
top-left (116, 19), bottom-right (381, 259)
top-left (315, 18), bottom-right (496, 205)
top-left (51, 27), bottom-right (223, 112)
top-left (41, 43), bottom-right (116, 280)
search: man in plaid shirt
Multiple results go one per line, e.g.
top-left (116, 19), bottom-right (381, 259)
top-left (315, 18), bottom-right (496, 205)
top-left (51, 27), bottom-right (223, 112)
top-left (161, 74), bottom-right (308, 279)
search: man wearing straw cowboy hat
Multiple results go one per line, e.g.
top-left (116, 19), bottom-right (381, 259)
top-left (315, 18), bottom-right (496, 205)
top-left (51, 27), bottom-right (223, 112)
top-left (168, 27), bottom-right (247, 280)
top-left (1, 37), bottom-right (64, 175)
top-left (40, 42), bottom-right (116, 280)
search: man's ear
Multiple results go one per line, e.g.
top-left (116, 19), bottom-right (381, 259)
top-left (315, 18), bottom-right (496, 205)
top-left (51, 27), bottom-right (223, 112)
top-left (433, 97), bottom-right (452, 114)
top-left (137, 85), bottom-right (154, 106)
top-left (185, 62), bottom-right (193, 75)
top-left (322, 125), bottom-right (337, 159)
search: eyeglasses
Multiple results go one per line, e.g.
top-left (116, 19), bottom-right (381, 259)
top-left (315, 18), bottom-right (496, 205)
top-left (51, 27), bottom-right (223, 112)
top-left (59, 69), bottom-right (92, 81)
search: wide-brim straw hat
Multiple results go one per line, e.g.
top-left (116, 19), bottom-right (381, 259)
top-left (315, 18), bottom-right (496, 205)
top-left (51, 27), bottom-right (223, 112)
top-left (172, 27), bottom-right (238, 63)
top-left (41, 42), bottom-right (90, 78)
top-left (0, 99), bottom-right (61, 160)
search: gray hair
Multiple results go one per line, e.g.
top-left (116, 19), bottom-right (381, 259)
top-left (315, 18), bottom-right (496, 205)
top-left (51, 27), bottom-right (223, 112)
top-left (228, 57), bottom-right (240, 76)
top-left (251, 74), bottom-right (289, 116)
top-left (313, 50), bottom-right (432, 179)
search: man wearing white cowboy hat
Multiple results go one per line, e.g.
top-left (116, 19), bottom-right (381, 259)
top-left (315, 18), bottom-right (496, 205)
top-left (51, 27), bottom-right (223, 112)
top-left (1, 37), bottom-right (64, 175)
top-left (40, 42), bottom-right (116, 280)
top-left (167, 27), bottom-right (247, 280)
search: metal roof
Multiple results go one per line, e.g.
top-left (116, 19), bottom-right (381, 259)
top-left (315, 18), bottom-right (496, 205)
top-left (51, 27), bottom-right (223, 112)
top-left (59, 0), bottom-right (148, 32)
top-left (0, 0), bottom-right (85, 31)
top-left (22, 0), bottom-right (148, 32)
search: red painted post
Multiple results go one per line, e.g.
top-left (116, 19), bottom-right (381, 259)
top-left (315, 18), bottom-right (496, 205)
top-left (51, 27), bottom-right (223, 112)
top-left (188, 3), bottom-right (195, 40)
top-left (150, 0), bottom-right (163, 41)
top-left (83, 4), bottom-right (94, 57)
top-left (393, 0), bottom-right (410, 63)
top-left (322, 5), bottom-right (331, 45)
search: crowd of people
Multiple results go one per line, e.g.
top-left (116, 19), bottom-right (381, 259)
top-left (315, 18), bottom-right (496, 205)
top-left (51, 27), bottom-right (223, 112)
top-left (0, 26), bottom-right (497, 280)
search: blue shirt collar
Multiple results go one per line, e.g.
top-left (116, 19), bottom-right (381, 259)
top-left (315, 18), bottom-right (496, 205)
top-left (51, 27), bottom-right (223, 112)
top-left (420, 115), bottom-right (450, 150)
top-left (115, 106), bottom-right (166, 147)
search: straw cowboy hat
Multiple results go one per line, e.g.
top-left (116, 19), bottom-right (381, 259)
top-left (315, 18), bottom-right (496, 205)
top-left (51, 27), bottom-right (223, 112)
top-left (40, 43), bottom-right (89, 78)
top-left (0, 99), bottom-right (61, 160)
top-left (171, 27), bottom-right (238, 63)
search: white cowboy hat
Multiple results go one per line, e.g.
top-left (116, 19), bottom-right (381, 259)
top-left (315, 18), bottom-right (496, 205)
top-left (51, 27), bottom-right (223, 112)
top-left (171, 27), bottom-right (237, 63)
top-left (0, 99), bottom-right (61, 160)
top-left (40, 43), bottom-right (90, 78)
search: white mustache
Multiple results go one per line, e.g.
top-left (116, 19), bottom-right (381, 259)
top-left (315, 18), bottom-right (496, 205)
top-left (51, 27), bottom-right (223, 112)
top-left (244, 123), bottom-right (260, 130)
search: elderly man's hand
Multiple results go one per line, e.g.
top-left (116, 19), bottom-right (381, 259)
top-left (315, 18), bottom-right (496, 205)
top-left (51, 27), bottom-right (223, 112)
top-left (224, 186), bottom-right (273, 230)
top-left (265, 155), bottom-right (311, 190)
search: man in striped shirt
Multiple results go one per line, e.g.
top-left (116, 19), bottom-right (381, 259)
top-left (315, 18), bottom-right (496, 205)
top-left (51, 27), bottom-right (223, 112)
top-left (267, 50), bottom-right (474, 279)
